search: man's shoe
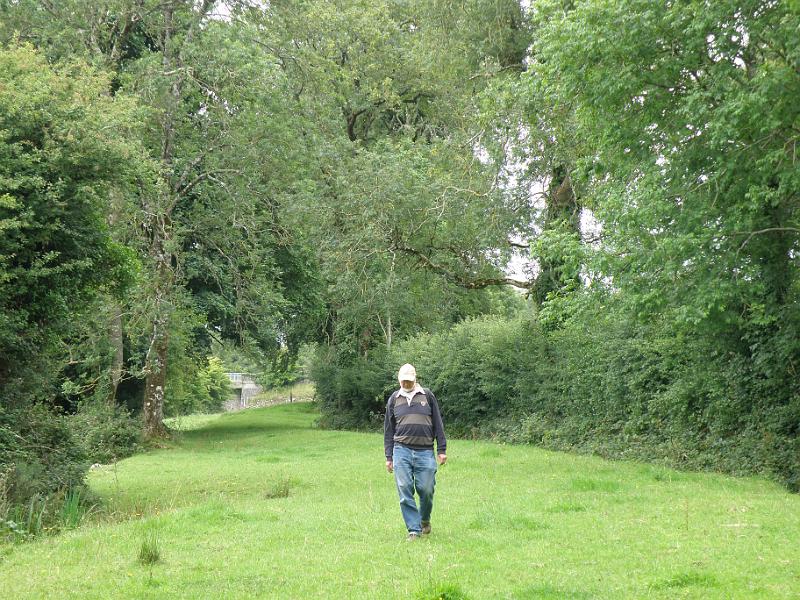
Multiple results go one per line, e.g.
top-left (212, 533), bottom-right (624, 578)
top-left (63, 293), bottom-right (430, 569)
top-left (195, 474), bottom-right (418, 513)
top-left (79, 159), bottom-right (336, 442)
top-left (421, 521), bottom-right (431, 535)
top-left (406, 532), bottom-right (420, 541)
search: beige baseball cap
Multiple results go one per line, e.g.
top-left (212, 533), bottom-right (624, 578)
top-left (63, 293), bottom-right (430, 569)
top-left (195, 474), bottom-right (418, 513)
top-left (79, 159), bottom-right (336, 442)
top-left (397, 363), bottom-right (417, 382)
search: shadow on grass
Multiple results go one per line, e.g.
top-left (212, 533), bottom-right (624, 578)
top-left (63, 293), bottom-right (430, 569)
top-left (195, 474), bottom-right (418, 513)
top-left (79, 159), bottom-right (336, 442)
top-left (515, 584), bottom-right (593, 599)
top-left (569, 477), bottom-right (622, 493)
top-left (414, 582), bottom-right (471, 600)
top-left (649, 570), bottom-right (719, 591)
top-left (173, 405), bottom-right (318, 444)
top-left (182, 422), bottom-right (296, 438)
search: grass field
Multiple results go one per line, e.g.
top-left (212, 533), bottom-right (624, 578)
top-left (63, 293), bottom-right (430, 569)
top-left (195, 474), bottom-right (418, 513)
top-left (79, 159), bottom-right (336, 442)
top-left (1, 403), bottom-right (799, 599)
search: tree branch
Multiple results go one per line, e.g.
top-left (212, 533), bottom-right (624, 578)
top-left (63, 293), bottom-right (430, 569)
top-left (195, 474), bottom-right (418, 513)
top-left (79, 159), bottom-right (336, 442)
top-left (109, 1), bottom-right (145, 67)
top-left (392, 243), bottom-right (531, 290)
top-left (175, 169), bottom-right (244, 199)
top-left (735, 227), bottom-right (800, 252)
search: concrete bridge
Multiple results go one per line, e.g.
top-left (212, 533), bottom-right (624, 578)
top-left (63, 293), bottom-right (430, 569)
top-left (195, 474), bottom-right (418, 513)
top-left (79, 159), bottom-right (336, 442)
top-left (224, 373), bottom-right (263, 411)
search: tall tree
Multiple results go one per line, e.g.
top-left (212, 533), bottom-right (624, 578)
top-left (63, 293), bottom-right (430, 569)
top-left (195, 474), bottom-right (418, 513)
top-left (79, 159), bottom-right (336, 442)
top-left (0, 45), bottom-right (150, 404)
top-left (530, 0), bottom-right (800, 328)
top-left (2, 1), bottom-right (323, 436)
top-left (244, 0), bottom-right (533, 361)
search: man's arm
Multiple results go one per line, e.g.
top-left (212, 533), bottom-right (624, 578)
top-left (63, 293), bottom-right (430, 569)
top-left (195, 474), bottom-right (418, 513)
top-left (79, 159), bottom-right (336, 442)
top-left (427, 390), bottom-right (447, 463)
top-left (383, 393), bottom-right (396, 470)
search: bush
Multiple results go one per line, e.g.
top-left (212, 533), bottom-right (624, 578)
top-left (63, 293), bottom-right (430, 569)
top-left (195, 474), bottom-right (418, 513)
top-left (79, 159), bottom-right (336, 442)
top-left (313, 303), bottom-right (800, 491)
top-left (0, 404), bottom-right (87, 506)
top-left (0, 403), bottom-right (100, 541)
top-left (69, 402), bottom-right (142, 464)
top-left (310, 345), bottom-right (394, 430)
top-left (0, 400), bottom-right (139, 540)
top-left (0, 45), bottom-right (144, 413)
top-left (165, 356), bottom-right (232, 416)
top-left (391, 316), bottom-right (538, 435)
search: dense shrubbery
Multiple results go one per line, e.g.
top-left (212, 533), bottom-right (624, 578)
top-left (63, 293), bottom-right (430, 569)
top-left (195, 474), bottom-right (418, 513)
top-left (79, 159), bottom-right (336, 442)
top-left (314, 301), bottom-right (800, 491)
top-left (165, 356), bottom-right (232, 416)
top-left (0, 401), bottom-right (142, 540)
top-left (0, 405), bottom-right (87, 507)
top-left (311, 346), bottom-right (394, 431)
top-left (392, 317), bottom-right (536, 434)
top-left (70, 403), bottom-right (142, 465)
top-left (0, 46), bottom-right (149, 534)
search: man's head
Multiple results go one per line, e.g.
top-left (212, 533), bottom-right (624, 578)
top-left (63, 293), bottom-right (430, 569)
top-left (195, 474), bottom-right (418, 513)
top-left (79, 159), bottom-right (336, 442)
top-left (398, 363), bottom-right (416, 391)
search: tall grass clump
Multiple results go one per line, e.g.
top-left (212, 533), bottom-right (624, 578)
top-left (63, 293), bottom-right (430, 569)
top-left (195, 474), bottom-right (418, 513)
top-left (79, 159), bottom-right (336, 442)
top-left (2, 494), bottom-right (49, 541)
top-left (0, 466), bottom-right (10, 521)
top-left (58, 487), bottom-right (90, 530)
top-left (137, 529), bottom-right (161, 566)
top-left (263, 476), bottom-right (293, 499)
top-left (414, 582), bottom-right (471, 600)
top-left (2, 485), bottom-right (95, 542)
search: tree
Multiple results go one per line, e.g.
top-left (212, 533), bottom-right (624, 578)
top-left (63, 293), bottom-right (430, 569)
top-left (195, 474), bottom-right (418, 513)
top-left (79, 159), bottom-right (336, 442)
top-left (530, 0), bottom-right (800, 329)
top-left (0, 45), bottom-right (149, 405)
top-left (2, 1), bottom-right (325, 436)
top-left (523, 0), bottom-right (800, 471)
top-left (244, 0), bottom-right (534, 360)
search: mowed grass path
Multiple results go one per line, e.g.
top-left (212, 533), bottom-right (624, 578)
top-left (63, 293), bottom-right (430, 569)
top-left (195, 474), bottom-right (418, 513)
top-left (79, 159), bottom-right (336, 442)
top-left (1, 404), bottom-right (799, 599)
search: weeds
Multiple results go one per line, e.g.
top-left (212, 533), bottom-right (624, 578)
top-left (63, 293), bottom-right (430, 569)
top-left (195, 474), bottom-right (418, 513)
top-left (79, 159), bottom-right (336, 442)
top-left (138, 529), bottom-right (161, 566)
top-left (414, 582), bottom-right (470, 600)
top-left (59, 487), bottom-right (95, 530)
top-left (2, 494), bottom-right (48, 541)
top-left (263, 477), bottom-right (293, 499)
top-left (0, 468), bottom-right (11, 541)
top-left (0, 467), bottom-right (10, 522)
top-left (137, 527), bottom-right (162, 587)
top-left (1, 484), bottom-right (97, 543)
top-left (23, 494), bottom-right (47, 537)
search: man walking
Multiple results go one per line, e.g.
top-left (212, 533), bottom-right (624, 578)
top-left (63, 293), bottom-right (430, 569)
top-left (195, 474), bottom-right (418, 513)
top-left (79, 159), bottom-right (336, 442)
top-left (384, 363), bottom-right (447, 540)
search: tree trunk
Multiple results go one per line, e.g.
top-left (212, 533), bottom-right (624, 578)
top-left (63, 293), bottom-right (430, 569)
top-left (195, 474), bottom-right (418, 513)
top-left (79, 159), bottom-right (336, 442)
top-left (142, 242), bottom-right (171, 439)
top-left (533, 165), bottom-right (581, 306)
top-left (143, 316), bottom-right (169, 438)
top-left (141, 0), bottom-right (217, 438)
top-left (141, 4), bottom-right (180, 439)
top-left (760, 201), bottom-right (793, 309)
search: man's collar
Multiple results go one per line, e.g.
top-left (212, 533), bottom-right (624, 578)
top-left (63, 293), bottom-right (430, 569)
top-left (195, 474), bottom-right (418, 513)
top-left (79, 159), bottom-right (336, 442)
top-left (398, 383), bottom-right (423, 398)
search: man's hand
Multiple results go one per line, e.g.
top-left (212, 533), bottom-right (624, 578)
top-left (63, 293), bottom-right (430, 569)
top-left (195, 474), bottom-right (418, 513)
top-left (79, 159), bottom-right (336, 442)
top-left (437, 453), bottom-right (447, 466)
top-left (386, 460), bottom-right (393, 473)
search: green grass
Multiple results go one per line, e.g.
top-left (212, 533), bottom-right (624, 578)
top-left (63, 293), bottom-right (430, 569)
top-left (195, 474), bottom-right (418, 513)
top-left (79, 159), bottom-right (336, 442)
top-left (163, 412), bottom-right (224, 432)
top-left (59, 488), bottom-right (91, 530)
top-left (1, 403), bottom-right (799, 598)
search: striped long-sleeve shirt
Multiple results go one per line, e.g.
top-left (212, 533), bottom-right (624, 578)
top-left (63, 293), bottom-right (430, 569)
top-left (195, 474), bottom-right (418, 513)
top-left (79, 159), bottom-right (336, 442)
top-left (383, 387), bottom-right (447, 459)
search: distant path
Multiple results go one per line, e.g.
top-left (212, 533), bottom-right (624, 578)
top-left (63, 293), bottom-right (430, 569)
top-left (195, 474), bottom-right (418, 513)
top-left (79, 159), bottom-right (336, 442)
top-left (224, 372), bottom-right (262, 410)
top-left (223, 379), bottom-right (314, 412)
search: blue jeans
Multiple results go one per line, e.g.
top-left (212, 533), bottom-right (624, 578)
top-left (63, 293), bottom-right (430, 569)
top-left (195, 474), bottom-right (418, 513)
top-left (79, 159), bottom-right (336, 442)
top-left (392, 445), bottom-right (437, 534)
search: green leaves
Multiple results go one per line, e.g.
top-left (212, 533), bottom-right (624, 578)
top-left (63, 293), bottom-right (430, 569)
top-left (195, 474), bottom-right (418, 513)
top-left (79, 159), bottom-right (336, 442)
top-left (0, 45), bottom-right (151, 404)
top-left (253, 2), bottom-right (534, 359)
top-left (529, 0), bottom-right (800, 328)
